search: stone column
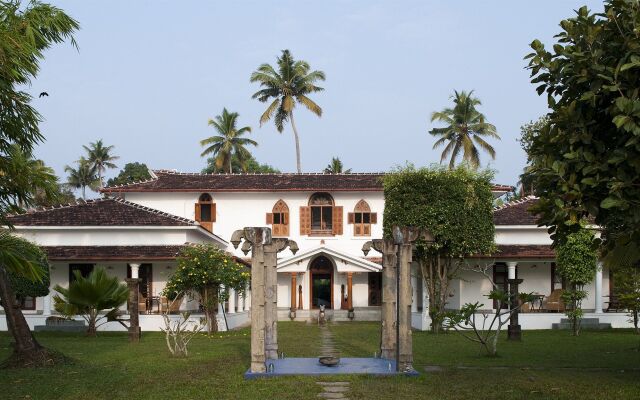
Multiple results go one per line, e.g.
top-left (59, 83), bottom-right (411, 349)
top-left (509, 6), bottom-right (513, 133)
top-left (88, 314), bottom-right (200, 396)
top-left (263, 243), bottom-right (279, 360)
top-left (347, 272), bottom-right (353, 310)
top-left (595, 261), bottom-right (603, 313)
top-left (42, 294), bottom-right (52, 316)
top-left (126, 263), bottom-right (141, 343)
top-left (244, 286), bottom-right (251, 311)
top-left (506, 261), bottom-right (522, 341)
top-left (397, 238), bottom-right (414, 372)
top-left (228, 289), bottom-right (236, 314)
top-left (290, 273), bottom-right (297, 311)
top-left (298, 284), bottom-right (303, 310)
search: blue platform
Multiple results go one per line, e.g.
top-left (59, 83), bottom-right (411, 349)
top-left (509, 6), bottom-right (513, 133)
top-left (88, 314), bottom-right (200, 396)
top-left (244, 358), bottom-right (419, 379)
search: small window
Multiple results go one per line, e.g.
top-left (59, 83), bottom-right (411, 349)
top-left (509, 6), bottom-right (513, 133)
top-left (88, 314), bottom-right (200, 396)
top-left (19, 296), bottom-right (36, 310)
top-left (195, 193), bottom-right (215, 231)
top-left (310, 193), bottom-right (334, 233)
top-left (349, 200), bottom-right (377, 236)
top-left (267, 200), bottom-right (290, 236)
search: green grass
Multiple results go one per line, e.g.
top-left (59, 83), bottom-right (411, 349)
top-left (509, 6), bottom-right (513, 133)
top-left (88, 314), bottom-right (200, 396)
top-left (1, 322), bottom-right (640, 399)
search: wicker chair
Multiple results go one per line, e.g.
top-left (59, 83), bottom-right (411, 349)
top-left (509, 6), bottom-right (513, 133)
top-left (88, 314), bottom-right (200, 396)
top-left (160, 296), bottom-right (183, 314)
top-left (543, 289), bottom-right (565, 312)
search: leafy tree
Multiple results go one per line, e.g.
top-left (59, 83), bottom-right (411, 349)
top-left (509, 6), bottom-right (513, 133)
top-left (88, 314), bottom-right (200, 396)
top-left (517, 117), bottom-right (548, 197)
top-left (525, 1), bottom-right (640, 268)
top-left (383, 165), bottom-right (496, 332)
top-left (83, 139), bottom-right (118, 189)
top-left (429, 90), bottom-right (500, 169)
top-left (33, 184), bottom-right (76, 207)
top-left (163, 244), bottom-right (250, 334)
top-left (324, 157), bottom-right (351, 174)
top-left (9, 256), bottom-right (50, 303)
top-left (65, 157), bottom-right (99, 200)
top-left (202, 154), bottom-right (280, 174)
top-left (200, 108), bottom-right (257, 173)
top-left (0, 0), bottom-right (78, 368)
top-left (53, 267), bottom-right (128, 337)
top-left (613, 264), bottom-right (640, 334)
top-left (106, 162), bottom-right (151, 187)
top-left (555, 227), bottom-right (598, 336)
top-left (250, 49), bottom-right (325, 173)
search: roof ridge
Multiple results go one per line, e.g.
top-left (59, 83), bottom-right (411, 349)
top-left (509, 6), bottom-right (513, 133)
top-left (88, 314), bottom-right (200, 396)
top-left (108, 196), bottom-right (197, 225)
top-left (101, 175), bottom-right (159, 192)
top-left (494, 195), bottom-right (538, 211)
top-left (153, 170), bottom-right (388, 176)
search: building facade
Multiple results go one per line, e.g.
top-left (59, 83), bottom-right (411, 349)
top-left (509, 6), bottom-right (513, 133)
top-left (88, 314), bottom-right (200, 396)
top-left (0, 171), bottom-right (632, 331)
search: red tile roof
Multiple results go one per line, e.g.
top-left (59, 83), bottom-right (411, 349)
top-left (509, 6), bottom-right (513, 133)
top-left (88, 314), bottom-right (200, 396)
top-left (7, 198), bottom-right (197, 227)
top-left (43, 245), bottom-right (185, 260)
top-left (493, 196), bottom-right (540, 225)
top-left (101, 170), bottom-right (514, 193)
top-left (482, 244), bottom-right (555, 259)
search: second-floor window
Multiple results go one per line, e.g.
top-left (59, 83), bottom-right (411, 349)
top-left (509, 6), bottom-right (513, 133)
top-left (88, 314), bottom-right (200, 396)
top-left (266, 200), bottom-right (290, 236)
top-left (348, 199), bottom-right (377, 236)
top-left (195, 193), bottom-right (215, 232)
top-left (300, 192), bottom-right (343, 236)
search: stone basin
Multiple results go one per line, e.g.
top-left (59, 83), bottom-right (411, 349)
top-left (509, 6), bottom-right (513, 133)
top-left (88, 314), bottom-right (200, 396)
top-left (319, 356), bottom-right (340, 366)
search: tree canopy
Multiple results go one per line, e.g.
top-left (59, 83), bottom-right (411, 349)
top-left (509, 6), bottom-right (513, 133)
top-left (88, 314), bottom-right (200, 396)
top-left (525, 1), bottom-right (640, 265)
top-left (200, 108), bottom-right (256, 174)
top-left (202, 154), bottom-right (279, 174)
top-left (106, 162), bottom-right (151, 187)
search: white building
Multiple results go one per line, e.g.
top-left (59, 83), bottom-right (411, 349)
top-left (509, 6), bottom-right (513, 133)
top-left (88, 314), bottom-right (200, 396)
top-left (0, 171), bottom-right (631, 331)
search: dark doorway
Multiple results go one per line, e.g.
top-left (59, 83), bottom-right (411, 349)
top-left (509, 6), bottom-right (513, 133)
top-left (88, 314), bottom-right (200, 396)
top-left (310, 256), bottom-right (333, 309)
top-left (368, 272), bottom-right (382, 306)
top-left (127, 264), bottom-right (153, 299)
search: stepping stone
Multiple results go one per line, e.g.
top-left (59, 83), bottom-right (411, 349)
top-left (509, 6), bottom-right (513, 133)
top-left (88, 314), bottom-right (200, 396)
top-left (316, 382), bottom-right (350, 386)
top-left (317, 393), bottom-right (347, 399)
top-left (323, 386), bottom-right (349, 393)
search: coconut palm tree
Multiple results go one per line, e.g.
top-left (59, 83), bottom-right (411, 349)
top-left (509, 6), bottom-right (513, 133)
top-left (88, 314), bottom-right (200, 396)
top-left (250, 50), bottom-right (325, 173)
top-left (200, 108), bottom-right (257, 174)
top-left (65, 157), bottom-right (99, 200)
top-left (324, 157), bottom-right (351, 174)
top-left (429, 90), bottom-right (500, 169)
top-left (83, 140), bottom-right (118, 189)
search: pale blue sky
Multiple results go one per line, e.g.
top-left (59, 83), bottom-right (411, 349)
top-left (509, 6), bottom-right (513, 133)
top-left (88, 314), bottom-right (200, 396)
top-left (31, 0), bottom-right (604, 190)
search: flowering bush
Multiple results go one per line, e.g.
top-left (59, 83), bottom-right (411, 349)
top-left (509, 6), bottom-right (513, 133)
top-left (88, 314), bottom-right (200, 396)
top-left (163, 244), bottom-right (250, 334)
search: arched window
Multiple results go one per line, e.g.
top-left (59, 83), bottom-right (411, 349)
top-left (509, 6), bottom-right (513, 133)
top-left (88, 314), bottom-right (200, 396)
top-left (195, 193), bottom-right (215, 232)
top-left (266, 200), bottom-right (289, 236)
top-left (299, 193), bottom-right (343, 236)
top-left (348, 199), bottom-right (377, 236)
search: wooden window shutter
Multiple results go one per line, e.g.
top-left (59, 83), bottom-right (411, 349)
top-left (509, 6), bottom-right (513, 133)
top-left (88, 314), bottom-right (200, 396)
top-left (300, 206), bottom-right (311, 235)
top-left (194, 203), bottom-right (201, 222)
top-left (211, 203), bottom-right (216, 222)
top-left (332, 206), bottom-right (343, 235)
top-left (347, 212), bottom-right (355, 224)
top-left (266, 213), bottom-right (274, 224)
top-left (371, 213), bottom-right (378, 224)
top-left (283, 213), bottom-right (290, 236)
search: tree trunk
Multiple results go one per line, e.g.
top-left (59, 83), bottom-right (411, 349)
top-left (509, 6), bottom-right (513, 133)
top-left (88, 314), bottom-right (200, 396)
top-left (634, 310), bottom-right (639, 334)
top-left (0, 265), bottom-right (62, 368)
top-left (86, 311), bottom-right (97, 337)
top-left (202, 286), bottom-right (219, 334)
top-left (289, 112), bottom-right (302, 173)
top-left (81, 185), bottom-right (86, 200)
top-left (228, 156), bottom-right (233, 174)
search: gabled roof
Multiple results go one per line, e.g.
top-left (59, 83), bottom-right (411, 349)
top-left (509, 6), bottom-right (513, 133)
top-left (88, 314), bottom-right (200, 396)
top-left (101, 170), bottom-right (515, 194)
top-left (7, 197), bottom-right (197, 227)
top-left (493, 196), bottom-right (540, 225)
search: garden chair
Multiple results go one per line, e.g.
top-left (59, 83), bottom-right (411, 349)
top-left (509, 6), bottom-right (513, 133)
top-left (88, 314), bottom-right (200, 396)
top-left (543, 289), bottom-right (565, 312)
top-left (160, 295), bottom-right (183, 314)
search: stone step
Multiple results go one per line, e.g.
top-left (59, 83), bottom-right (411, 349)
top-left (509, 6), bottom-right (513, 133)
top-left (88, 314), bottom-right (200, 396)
top-left (552, 321), bottom-right (612, 330)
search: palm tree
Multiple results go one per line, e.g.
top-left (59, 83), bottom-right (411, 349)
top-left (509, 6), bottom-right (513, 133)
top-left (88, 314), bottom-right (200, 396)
top-left (324, 157), bottom-right (352, 174)
top-left (83, 140), bottom-right (118, 189)
top-left (429, 90), bottom-right (500, 169)
top-left (200, 108), bottom-right (257, 174)
top-left (65, 157), bottom-right (99, 200)
top-left (250, 50), bottom-right (325, 173)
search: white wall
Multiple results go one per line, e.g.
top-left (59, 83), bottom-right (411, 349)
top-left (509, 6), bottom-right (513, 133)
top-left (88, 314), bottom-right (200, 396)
top-left (13, 227), bottom-right (208, 246)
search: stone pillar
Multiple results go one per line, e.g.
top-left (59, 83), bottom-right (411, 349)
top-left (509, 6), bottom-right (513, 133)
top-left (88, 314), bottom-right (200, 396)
top-left (506, 261), bottom-right (522, 341)
top-left (397, 239), bottom-right (413, 372)
top-left (126, 276), bottom-right (141, 343)
top-left (290, 273), bottom-right (297, 311)
top-left (380, 240), bottom-right (397, 360)
top-left (42, 294), bottom-right (52, 316)
top-left (411, 272), bottom-right (418, 313)
top-left (298, 284), bottom-right (303, 310)
top-left (228, 289), bottom-right (236, 314)
top-left (347, 272), bottom-right (353, 310)
top-left (263, 243), bottom-right (279, 360)
top-left (595, 261), bottom-right (603, 313)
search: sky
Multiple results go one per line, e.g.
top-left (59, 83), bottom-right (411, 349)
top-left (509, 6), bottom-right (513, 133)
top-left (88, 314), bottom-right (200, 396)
top-left (30, 0), bottom-right (606, 192)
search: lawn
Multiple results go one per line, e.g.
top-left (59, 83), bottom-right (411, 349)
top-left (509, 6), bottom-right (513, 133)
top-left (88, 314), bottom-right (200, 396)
top-left (1, 322), bottom-right (639, 400)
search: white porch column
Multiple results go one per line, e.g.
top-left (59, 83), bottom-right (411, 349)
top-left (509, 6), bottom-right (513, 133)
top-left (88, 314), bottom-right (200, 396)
top-left (42, 293), bottom-right (52, 316)
top-left (244, 287), bottom-right (251, 311)
top-left (506, 261), bottom-right (517, 280)
top-left (595, 261), bottom-right (603, 313)
top-left (228, 289), bottom-right (236, 314)
top-left (239, 291), bottom-right (245, 312)
top-left (411, 272), bottom-right (418, 313)
top-left (129, 263), bottom-right (140, 279)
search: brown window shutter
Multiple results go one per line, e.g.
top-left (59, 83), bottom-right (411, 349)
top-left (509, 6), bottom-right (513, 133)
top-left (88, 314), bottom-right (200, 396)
top-left (347, 212), bottom-right (355, 224)
top-left (371, 212), bottom-right (377, 224)
top-left (211, 203), bottom-right (216, 222)
top-left (283, 212), bottom-right (289, 225)
top-left (266, 213), bottom-right (274, 224)
top-left (300, 206), bottom-right (311, 235)
top-left (194, 203), bottom-right (201, 222)
top-left (332, 206), bottom-right (343, 235)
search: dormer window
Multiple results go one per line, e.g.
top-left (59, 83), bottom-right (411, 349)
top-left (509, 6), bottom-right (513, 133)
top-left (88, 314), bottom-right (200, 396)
top-left (195, 193), bottom-right (215, 232)
top-left (300, 193), bottom-right (343, 236)
top-left (348, 200), bottom-right (377, 236)
top-left (266, 200), bottom-right (290, 237)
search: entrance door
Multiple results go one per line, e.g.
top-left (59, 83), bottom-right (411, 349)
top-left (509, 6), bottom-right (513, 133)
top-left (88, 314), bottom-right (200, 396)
top-left (310, 256), bottom-right (333, 309)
